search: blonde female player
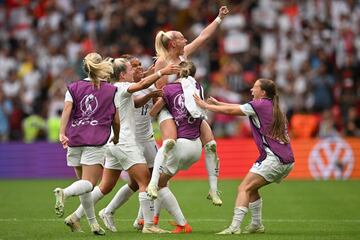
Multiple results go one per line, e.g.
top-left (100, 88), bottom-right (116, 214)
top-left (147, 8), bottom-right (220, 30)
top-left (98, 55), bottom-right (164, 232)
top-left (63, 58), bottom-right (178, 234)
top-left (147, 6), bottom-right (229, 205)
top-left (54, 52), bottom-right (119, 235)
top-left (194, 79), bottom-right (295, 234)
top-left (101, 58), bottom-right (179, 233)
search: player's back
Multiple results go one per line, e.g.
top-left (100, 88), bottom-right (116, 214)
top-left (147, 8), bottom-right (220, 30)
top-left (162, 82), bottom-right (202, 140)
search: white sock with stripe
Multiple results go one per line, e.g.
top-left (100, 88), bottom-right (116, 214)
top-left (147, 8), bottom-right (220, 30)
top-left (104, 184), bottom-right (134, 214)
top-left (74, 186), bottom-right (104, 219)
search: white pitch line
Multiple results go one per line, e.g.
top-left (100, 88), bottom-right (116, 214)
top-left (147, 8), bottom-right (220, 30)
top-left (0, 218), bottom-right (359, 223)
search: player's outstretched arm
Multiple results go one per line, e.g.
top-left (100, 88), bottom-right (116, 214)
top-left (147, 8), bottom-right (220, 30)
top-left (194, 94), bottom-right (245, 116)
top-left (128, 64), bottom-right (179, 93)
top-left (184, 6), bottom-right (229, 57)
top-left (134, 89), bottom-right (163, 108)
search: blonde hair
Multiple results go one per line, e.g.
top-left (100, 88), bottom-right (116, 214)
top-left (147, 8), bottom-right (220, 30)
top-left (108, 58), bottom-right (129, 82)
top-left (155, 30), bottom-right (176, 60)
top-left (179, 61), bottom-right (196, 78)
top-left (258, 78), bottom-right (289, 143)
top-left (83, 53), bottom-right (113, 89)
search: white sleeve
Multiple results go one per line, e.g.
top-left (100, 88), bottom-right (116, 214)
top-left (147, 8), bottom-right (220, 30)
top-left (114, 91), bottom-right (121, 109)
top-left (240, 103), bottom-right (255, 116)
top-left (117, 82), bottom-right (132, 98)
top-left (64, 90), bottom-right (73, 102)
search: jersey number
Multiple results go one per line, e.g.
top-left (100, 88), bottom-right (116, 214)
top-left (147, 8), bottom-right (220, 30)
top-left (141, 104), bottom-right (149, 115)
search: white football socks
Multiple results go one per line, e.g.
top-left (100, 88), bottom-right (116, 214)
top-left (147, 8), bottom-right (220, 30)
top-left (158, 187), bottom-right (186, 226)
top-left (149, 139), bottom-right (174, 186)
top-left (63, 180), bottom-right (93, 198)
top-left (204, 140), bottom-right (219, 193)
top-left (74, 186), bottom-right (104, 219)
top-left (249, 198), bottom-right (262, 226)
top-left (138, 192), bottom-right (154, 227)
top-left (230, 206), bottom-right (248, 231)
top-left (79, 192), bottom-right (97, 225)
top-left (104, 184), bottom-right (134, 214)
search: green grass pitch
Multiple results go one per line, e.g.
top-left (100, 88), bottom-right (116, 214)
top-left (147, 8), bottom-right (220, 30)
top-left (0, 179), bottom-right (359, 240)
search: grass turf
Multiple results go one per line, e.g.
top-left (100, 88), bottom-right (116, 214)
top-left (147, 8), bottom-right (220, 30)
top-left (0, 179), bottom-right (359, 240)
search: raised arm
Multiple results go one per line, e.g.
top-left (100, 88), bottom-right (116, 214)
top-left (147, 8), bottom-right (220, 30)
top-left (193, 94), bottom-right (245, 116)
top-left (59, 101), bottom-right (73, 148)
top-left (149, 98), bottom-right (166, 118)
top-left (128, 63), bottom-right (179, 93)
top-left (184, 6), bottom-right (229, 57)
top-left (134, 89), bottom-right (163, 108)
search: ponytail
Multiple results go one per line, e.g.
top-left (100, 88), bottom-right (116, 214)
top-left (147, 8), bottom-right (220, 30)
top-left (155, 30), bottom-right (174, 61)
top-left (269, 94), bottom-right (289, 143)
top-left (83, 53), bottom-right (113, 89)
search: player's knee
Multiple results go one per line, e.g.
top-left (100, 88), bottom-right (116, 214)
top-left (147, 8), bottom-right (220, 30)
top-left (238, 183), bottom-right (252, 194)
top-left (82, 179), bottom-right (94, 192)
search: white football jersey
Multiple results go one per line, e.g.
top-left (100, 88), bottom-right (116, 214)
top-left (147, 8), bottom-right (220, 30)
top-left (133, 84), bottom-right (156, 141)
top-left (114, 82), bottom-right (137, 144)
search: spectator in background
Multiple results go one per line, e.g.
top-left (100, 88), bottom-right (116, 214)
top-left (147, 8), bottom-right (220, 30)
top-left (47, 109), bottom-right (62, 143)
top-left (344, 106), bottom-right (360, 137)
top-left (311, 63), bottom-right (334, 112)
top-left (22, 104), bottom-right (47, 143)
top-left (0, 88), bottom-right (13, 141)
top-left (0, 0), bottom-right (359, 141)
top-left (318, 109), bottom-right (339, 138)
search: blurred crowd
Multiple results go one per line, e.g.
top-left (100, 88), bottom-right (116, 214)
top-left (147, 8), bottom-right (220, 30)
top-left (0, 0), bottom-right (360, 143)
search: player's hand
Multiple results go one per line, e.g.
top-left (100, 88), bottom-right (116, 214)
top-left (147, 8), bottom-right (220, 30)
top-left (144, 64), bottom-right (155, 77)
top-left (150, 89), bottom-right (163, 98)
top-left (218, 6), bottom-right (229, 20)
top-left (193, 94), bottom-right (208, 109)
top-left (110, 137), bottom-right (119, 145)
top-left (59, 134), bottom-right (69, 149)
top-left (206, 96), bottom-right (220, 105)
top-left (160, 64), bottom-right (180, 76)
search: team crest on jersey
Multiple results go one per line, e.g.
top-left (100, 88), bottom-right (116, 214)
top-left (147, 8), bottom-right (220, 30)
top-left (173, 93), bottom-right (186, 115)
top-left (80, 94), bottom-right (98, 117)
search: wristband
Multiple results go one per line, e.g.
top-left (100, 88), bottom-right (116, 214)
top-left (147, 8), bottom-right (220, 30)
top-left (157, 71), bottom-right (162, 78)
top-left (215, 16), bottom-right (222, 24)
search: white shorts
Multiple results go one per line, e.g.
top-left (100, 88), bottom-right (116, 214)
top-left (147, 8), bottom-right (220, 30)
top-left (105, 142), bottom-right (146, 171)
top-left (67, 146), bottom-right (106, 167)
top-left (158, 108), bottom-right (173, 124)
top-left (137, 139), bottom-right (158, 168)
top-left (163, 138), bottom-right (202, 176)
top-left (250, 154), bottom-right (294, 183)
